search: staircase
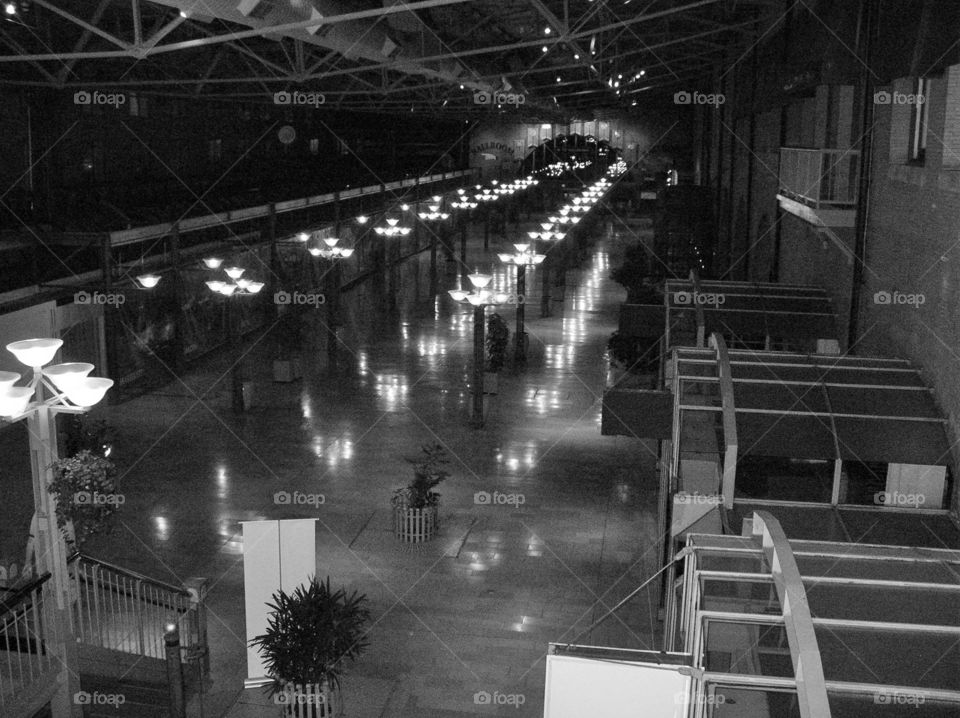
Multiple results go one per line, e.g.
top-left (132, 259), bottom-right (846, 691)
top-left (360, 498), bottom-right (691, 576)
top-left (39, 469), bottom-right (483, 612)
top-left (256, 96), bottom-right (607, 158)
top-left (1, 555), bottom-right (208, 718)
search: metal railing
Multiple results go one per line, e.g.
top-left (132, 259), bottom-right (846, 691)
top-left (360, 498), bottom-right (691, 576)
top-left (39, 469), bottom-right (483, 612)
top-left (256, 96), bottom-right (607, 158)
top-left (69, 554), bottom-right (206, 662)
top-left (778, 147), bottom-right (860, 208)
top-left (0, 572), bottom-right (61, 711)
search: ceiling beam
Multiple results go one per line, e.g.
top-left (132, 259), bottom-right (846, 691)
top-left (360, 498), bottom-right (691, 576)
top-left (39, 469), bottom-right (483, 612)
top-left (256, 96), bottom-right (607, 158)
top-left (56, 0), bottom-right (113, 84)
top-left (31, 0), bottom-right (131, 50)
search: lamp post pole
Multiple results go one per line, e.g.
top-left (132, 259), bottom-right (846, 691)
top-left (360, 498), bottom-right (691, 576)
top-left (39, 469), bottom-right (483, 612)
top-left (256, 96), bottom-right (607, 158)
top-left (202, 262), bottom-right (264, 413)
top-left (515, 264), bottom-right (526, 363)
top-left (1, 338), bottom-right (115, 718)
top-left (471, 303), bottom-right (485, 427)
top-left (449, 273), bottom-right (506, 428)
top-left (228, 299), bottom-right (244, 414)
top-left (500, 244), bottom-right (544, 366)
top-left (326, 259), bottom-right (339, 372)
top-left (306, 236), bottom-right (354, 373)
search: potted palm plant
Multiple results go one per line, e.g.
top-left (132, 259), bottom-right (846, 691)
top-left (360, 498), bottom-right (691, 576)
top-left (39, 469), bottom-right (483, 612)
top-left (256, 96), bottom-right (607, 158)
top-left (392, 444), bottom-right (450, 542)
top-left (250, 576), bottom-right (370, 717)
top-left (484, 312), bottom-right (509, 395)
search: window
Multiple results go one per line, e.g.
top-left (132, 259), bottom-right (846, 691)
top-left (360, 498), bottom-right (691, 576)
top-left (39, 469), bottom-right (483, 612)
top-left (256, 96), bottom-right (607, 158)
top-left (909, 77), bottom-right (930, 163)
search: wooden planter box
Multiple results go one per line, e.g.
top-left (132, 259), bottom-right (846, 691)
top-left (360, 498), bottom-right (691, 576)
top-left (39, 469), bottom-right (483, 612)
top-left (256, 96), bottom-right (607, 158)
top-left (276, 682), bottom-right (339, 718)
top-left (393, 503), bottom-right (439, 543)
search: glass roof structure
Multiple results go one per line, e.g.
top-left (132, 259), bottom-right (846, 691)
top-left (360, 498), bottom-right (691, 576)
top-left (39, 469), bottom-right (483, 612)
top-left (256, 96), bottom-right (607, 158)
top-left (668, 512), bottom-right (960, 718)
top-left (615, 278), bottom-right (839, 360)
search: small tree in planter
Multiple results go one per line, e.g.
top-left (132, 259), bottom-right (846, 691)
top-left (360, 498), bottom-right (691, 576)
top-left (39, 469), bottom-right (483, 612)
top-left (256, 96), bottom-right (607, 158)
top-left (484, 313), bottom-right (510, 394)
top-left (47, 449), bottom-right (120, 551)
top-left (392, 444), bottom-right (450, 542)
top-left (250, 576), bottom-right (370, 717)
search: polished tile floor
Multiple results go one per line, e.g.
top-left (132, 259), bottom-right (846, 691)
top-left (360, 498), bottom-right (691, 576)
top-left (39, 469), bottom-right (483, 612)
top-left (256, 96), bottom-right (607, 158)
top-left (3, 217), bottom-right (663, 716)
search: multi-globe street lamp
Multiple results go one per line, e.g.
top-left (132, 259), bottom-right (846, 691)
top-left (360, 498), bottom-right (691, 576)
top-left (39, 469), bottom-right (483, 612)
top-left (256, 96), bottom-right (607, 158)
top-left (474, 187), bottom-right (500, 250)
top-left (417, 204), bottom-right (451, 296)
top-left (374, 217), bottom-right (411, 308)
top-left (527, 223), bottom-right (566, 317)
top-left (498, 244), bottom-right (545, 365)
top-left (307, 237), bottom-right (355, 372)
top-left (0, 338), bottom-right (114, 716)
top-left (451, 191), bottom-right (478, 265)
top-left (203, 261), bottom-right (264, 413)
top-left (448, 273), bottom-right (508, 428)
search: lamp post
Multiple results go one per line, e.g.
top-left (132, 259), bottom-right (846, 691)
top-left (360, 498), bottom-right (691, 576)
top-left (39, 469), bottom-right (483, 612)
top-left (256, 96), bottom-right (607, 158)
top-left (474, 188), bottom-right (499, 250)
top-left (418, 204), bottom-right (450, 296)
top-left (307, 237), bottom-right (354, 372)
top-left (451, 191), bottom-right (477, 266)
top-left (374, 216), bottom-right (411, 309)
top-left (0, 338), bottom-right (115, 718)
top-left (448, 273), bottom-right (507, 428)
top-left (498, 244), bottom-right (544, 365)
top-left (203, 261), bottom-right (264, 413)
top-left (527, 224), bottom-right (566, 318)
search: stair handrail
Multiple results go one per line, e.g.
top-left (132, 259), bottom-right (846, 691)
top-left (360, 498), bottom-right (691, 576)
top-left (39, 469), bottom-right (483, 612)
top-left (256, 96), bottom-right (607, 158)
top-left (67, 552), bottom-right (191, 598)
top-left (0, 571), bottom-right (51, 617)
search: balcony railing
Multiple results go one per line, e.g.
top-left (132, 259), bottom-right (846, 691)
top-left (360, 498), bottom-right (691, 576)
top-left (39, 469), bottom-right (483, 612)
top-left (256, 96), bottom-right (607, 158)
top-left (778, 147), bottom-right (860, 208)
top-left (0, 572), bottom-right (62, 712)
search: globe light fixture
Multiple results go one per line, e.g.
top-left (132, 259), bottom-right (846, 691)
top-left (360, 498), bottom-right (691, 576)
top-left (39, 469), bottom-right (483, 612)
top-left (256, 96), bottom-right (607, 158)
top-left (7, 338), bottom-right (63, 368)
top-left (136, 273), bottom-right (162, 289)
top-left (203, 257), bottom-right (223, 269)
top-left (1, 338), bottom-right (113, 417)
top-left (374, 217), bottom-right (411, 237)
top-left (224, 266), bottom-right (245, 280)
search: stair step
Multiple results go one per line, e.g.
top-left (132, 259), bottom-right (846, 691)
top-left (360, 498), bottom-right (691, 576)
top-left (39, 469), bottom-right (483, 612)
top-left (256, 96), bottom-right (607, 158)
top-left (79, 674), bottom-right (170, 718)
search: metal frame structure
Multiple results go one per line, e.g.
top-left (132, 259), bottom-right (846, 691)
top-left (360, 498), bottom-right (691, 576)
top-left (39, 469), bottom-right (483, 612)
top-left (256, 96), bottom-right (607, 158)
top-left (0, 0), bottom-right (779, 114)
top-left (667, 515), bottom-right (960, 718)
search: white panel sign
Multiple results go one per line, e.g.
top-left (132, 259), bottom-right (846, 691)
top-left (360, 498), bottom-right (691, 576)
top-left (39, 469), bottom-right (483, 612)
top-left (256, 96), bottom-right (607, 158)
top-left (242, 519), bottom-right (318, 686)
top-left (279, 519), bottom-right (318, 592)
top-left (544, 654), bottom-right (690, 718)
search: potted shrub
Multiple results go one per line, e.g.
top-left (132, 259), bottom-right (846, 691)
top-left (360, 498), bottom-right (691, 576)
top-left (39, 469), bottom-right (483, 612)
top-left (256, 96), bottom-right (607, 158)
top-left (47, 449), bottom-right (120, 551)
top-left (272, 309), bottom-right (303, 382)
top-left (484, 313), bottom-right (509, 395)
top-left (250, 576), bottom-right (370, 717)
top-left (392, 444), bottom-right (450, 542)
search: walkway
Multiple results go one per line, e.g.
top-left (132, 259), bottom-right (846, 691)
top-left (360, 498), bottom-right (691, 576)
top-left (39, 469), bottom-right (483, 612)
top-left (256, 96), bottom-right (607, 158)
top-left (5, 217), bottom-right (664, 717)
